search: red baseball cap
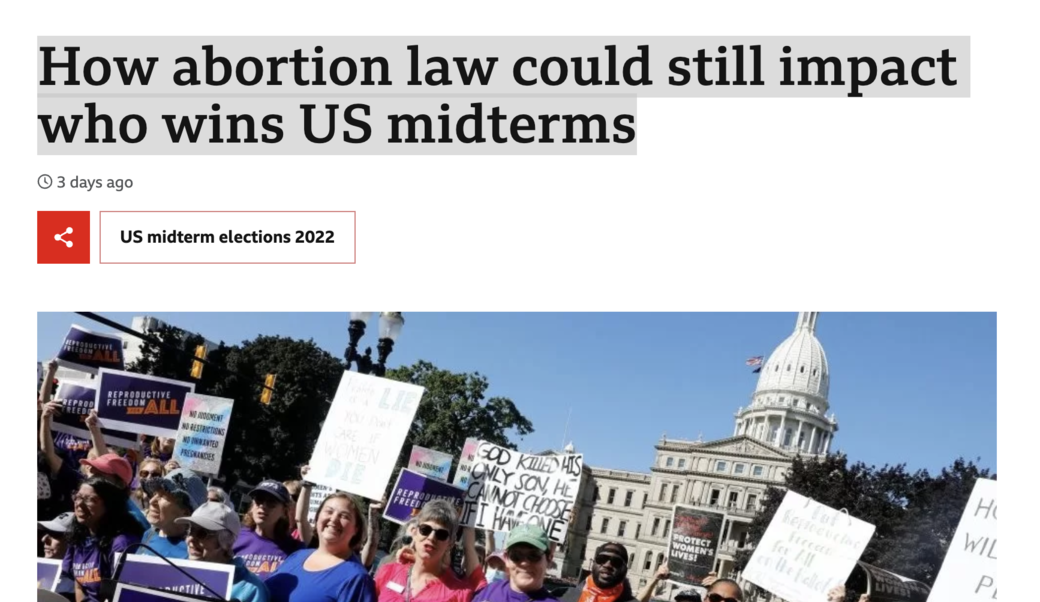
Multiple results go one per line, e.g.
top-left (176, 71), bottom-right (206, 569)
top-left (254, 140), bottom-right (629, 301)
top-left (80, 453), bottom-right (133, 487)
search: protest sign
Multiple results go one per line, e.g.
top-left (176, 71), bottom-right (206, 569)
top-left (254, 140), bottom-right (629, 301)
top-left (408, 445), bottom-right (454, 482)
top-left (117, 555), bottom-right (233, 600)
top-left (53, 380), bottom-right (141, 449)
top-left (37, 559), bottom-right (62, 591)
top-left (307, 370), bottom-right (424, 500)
top-left (113, 583), bottom-right (221, 602)
top-left (385, 469), bottom-right (467, 524)
top-left (453, 438), bottom-right (480, 487)
top-left (927, 478), bottom-right (997, 602)
top-left (744, 491), bottom-right (875, 602)
top-left (172, 393), bottom-right (234, 476)
top-left (96, 369), bottom-right (195, 438)
top-left (56, 324), bottom-right (125, 374)
top-left (667, 505), bottom-right (725, 586)
top-left (459, 440), bottom-right (583, 543)
top-left (853, 561), bottom-right (931, 602)
top-left (307, 483), bottom-right (337, 525)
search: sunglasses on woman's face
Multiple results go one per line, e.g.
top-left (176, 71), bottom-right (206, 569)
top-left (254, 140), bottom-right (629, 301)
top-left (508, 547), bottom-right (545, 564)
top-left (594, 554), bottom-right (626, 569)
top-left (186, 525), bottom-right (216, 540)
top-left (417, 524), bottom-right (451, 542)
top-left (139, 470), bottom-right (159, 479)
top-left (707, 593), bottom-right (739, 602)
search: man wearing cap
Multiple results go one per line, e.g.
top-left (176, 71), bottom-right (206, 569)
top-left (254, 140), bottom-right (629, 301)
top-left (560, 543), bottom-right (636, 602)
top-left (473, 524), bottom-right (559, 602)
top-left (137, 468), bottom-right (209, 559)
top-left (177, 502), bottom-right (271, 602)
top-left (80, 453), bottom-right (152, 530)
top-left (38, 512), bottom-right (76, 601)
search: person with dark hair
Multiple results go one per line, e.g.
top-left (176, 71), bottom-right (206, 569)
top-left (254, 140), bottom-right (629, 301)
top-left (559, 542), bottom-right (635, 602)
top-left (39, 512), bottom-right (76, 601)
top-left (704, 579), bottom-right (742, 602)
top-left (138, 468), bottom-right (208, 559)
top-left (674, 590), bottom-right (703, 602)
top-left (61, 477), bottom-right (144, 602)
top-left (266, 491), bottom-right (377, 602)
top-left (79, 452), bottom-right (151, 531)
top-left (235, 480), bottom-right (305, 579)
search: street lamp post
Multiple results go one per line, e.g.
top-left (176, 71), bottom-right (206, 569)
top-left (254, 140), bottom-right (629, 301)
top-left (345, 312), bottom-right (405, 377)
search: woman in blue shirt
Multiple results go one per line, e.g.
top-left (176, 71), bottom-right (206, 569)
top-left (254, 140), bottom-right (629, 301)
top-left (266, 491), bottom-right (377, 602)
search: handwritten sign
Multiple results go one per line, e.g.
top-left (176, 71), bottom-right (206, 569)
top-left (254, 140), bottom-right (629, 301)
top-left (453, 438), bottom-right (480, 487)
top-left (385, 469), bottom-right (466, 524)
top-left (307, 484), bottom-right (337, 525)
top-left (743, 491), bottom-right (875, 602)
top-left (927, 478), bottom-right (997, 602)
top-left (408, 445), bottom-right (454, 482)
top-left (53, 380), bottom-right (141, 449)
top-left (56, 324), bottom-right (125, 374)
top-left (667, 505), bottom-right (725, 586)
top-left (37, 559), bottom-right (62, 591)
top-left (117, 555), bottom-right (234, 600)
top-left (96, 369), bottom-right (194, 439)
top-left (459, 441), bottom-right (583, 544)
top-left (307, 370), bottom-right (424, 500)
top-left (172, 393), bottom-right (234, 476)
top-left (113, 583), bottom-right (220, 602)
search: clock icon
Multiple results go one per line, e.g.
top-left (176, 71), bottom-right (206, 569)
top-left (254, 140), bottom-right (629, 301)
top-left (39, 174), bottom-right (53, 189)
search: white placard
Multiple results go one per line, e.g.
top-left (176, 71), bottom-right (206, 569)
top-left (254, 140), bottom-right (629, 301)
top-left (453, 437), bottom-right (480, 487)
top-left (743, 491), bottom-right (876, 602)
top-left (307, 371), bottom-right (424, 500)
top-left (172, 393), bottom-right (234, 476)
top-left (307, 484), bottom-right (337, 525)
top-left (927, 478), bottom-right (997, 602)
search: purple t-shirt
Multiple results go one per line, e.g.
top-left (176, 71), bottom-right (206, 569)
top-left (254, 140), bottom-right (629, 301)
top-left (233, 528), bottom-right (305, 580)
top-left (61, 533), bottom-right (141, 602)
top-left (472, 580), bottom-right (559, 602)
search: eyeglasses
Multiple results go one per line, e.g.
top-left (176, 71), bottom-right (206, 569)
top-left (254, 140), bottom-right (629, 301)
top-left (417, 524), bottom-right (451, 542)
top-left (186, 525), bottom-right (217, 540)
top-left (73, 494), bottom-right (102, 506)
top-left (508, 548), bottom-right (545, 564)
top-left (707, 593), bottom-right (740, 602)
top-left (595, 554), bottom-right (626, 569)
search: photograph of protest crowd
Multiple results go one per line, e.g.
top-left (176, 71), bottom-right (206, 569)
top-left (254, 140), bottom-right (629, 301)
top-left (35, 312), bottom-right (995, 602)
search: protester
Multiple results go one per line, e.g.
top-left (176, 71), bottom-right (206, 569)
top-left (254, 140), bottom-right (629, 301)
top-left (704, 579), bottom-right (742, 602)
top-left (826, 584), bottom-right (870, 602)
top-left (39, 511), bottom-right (76, 600)
top-left (131, 458), bottom-right (165, 510)
top-left (148, 437), bottom-right (177, 463)
top-left (79, 452), bottom-right (151, 530)
top-left (471, 524), bottom-right (558, 602)
top-left (208, 485), bottom-right (234, 508)
top-left (177, 501), bottom-right (271, 602)
top-left (674, 590), bottom-right (703, 602)
top-left (483, 551), bottom-right (507, 585)
top-left (234, 479), bottom-right (305, 579)
top-left (265, 491), bottom-right (378, 602)
top-left (559, 542), bottom-right (635, 602)
top-left (374, 499), bottom-right (485, 602)
top-left (138, 468), bottom-right (208, 558)
top-left (38, 366), bottom-right (86, 524)
top-left (62, 477), bottom-right (144, 602)
top-left (295, 465), bottom-right (383, 568)
top-left (635, 564), bottom-right (670, 602)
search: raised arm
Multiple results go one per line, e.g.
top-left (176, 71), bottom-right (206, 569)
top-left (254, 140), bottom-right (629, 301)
top-left (637, 564), bottom-right (670, 602)
top-left (39, 360), bottom-right (64, 476)
top-left (361, 499), bottom-right (384, 568)
top-left (295, 465), bottom-right (315, 544)
top-left (462, 527), bottom-right (483, 575)
top-left (85, 410), bottom-right (112, 455)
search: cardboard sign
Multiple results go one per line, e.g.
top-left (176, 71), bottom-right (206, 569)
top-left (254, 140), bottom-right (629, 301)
top-left (116, 555), bottom-right (234, 600)
top-left (96, 369), bottom-right (195, 438)
top-left (52, 380), bottom-right (141, 449)
top-left (385, 469), bottom-right (466, 524)
top-left (172, 393), bottom-right (234, 476)
top-left (927, 478), bottom-right (997, 602)
top-left (307, 370), bottom-right (424, 500)
top-left (408, 445), bottom-right (454, 482)
top-left (37, 559), bottom-right (62, 592)
top-left (667, 505), bottom-right (726, 586)
top-left (56, 324), bottom-right (126, 374)
top-left (459, 440), bottom-right (583, 544)
top-left (743, 491), bottom-right (876, 602)
top-left (453, 438), bottom-right (480, 487)
top-left (113, 583), bottom-right (222, 602)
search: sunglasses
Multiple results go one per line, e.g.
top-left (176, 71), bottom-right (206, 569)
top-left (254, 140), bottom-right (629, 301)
top-left (139, 470), bottom-right (160, 479)
top-left (508, 548), bottom-right (545, 564)
top-left (186, 525), bottom-right (216, 540)
top-left (595, 554), bottom-right (626, 569)
top-left (707, 594), bottom-right (739, 602)
top-left (417, 524), bottom-right (451, 542)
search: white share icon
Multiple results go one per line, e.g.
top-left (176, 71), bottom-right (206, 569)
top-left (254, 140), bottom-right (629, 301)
top-left (54, 227), bottom-right (74, 248)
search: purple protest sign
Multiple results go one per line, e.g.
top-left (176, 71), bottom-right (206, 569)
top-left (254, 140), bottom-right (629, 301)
top-left (97, 369), bottom-right (194, 439)
top-left (116, 555), bottom-right (233, 600)
top-left (384, 469), bottom-right (466, 525)
top-left (114, 583), bottom-right (222, 601)
top-left (53, 380), bottom-right (141, 449)
top-left (56, 324), bottom-right (125, 374)
top-left (37, 559), bottom-right (62, 591)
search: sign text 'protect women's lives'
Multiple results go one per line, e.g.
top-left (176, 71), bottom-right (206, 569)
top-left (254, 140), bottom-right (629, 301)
top-left (460, 441), bottom-right (583, 543)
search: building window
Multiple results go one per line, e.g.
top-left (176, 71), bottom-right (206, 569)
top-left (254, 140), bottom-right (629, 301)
top-left (644, 552), bottom-right (653, 570)
top-left (629, 553), bottom-right (636, 567)
top-left (746, 494), bottom-right (758, 510)
top-left (783, 429), bottom-right (793, 447)
top-left (666, 457), bottom-right (674, 467)
top-left (601, 518), bottom-right (610, 534)
top-left (659, 483), bottom-right (668, 501)
top-left (652, 517), bottom-right (661, 536)
top-left (728, 491), bottom-right (739, 507)
top-left (635, 523), bottom-right (641, 539)
top-left (595, 487), bottom-right (600, 501)
top-left (664, 520), bottom-right (671, 535)
top-left (709, 490), bottom-right (721, 506)
top-left (798, 431), bottom-right (806, 447)
top-left (753, 466), bottom-right (764, 477)
top-left (585, 515), bottom-right (593, 530)
top-left (716, 461), bottom-right (727, 472)
top-left (678, 458), bottom-right (686, 469)
top-left (735, 464), bottom-right (745, 475)
top-left (624, 491), bottom-right (633, 507)
top-left (671, 485), bottom-right (679, 503)
top-left (608, 488), bottom-right (616, 504)
top-left (618, 520), bottom-right (627, 538)
top-left (639, 579), bottom-right (647, 590)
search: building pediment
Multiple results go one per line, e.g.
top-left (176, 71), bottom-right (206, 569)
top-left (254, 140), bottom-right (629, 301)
top-left (696, 435), bottom-right (793, 460)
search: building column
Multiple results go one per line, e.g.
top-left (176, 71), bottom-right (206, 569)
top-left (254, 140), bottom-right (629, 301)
top-left (796, 419), bottom-right (805, 450)
top-left (733, 421), bottom-right (739, 437)
top-left (823, 432), bottom-right (832, 454)
top-left (808, 426), bottom-right (818, 454)
top-left (775, 414), bottom-right (786, 446)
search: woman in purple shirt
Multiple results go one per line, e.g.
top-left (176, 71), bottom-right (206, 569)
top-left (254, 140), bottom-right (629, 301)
top-left (61, 477), bottom-right (144, 602)
top-left (233, 480), bottom-right (304, 580)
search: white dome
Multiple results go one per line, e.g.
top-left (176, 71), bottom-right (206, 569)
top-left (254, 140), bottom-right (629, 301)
top-left (754, 312), bottom-right (830, 405)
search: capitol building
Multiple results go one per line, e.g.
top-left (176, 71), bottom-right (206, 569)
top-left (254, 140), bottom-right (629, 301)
top-left (557, 312), bottom-right (840, 597)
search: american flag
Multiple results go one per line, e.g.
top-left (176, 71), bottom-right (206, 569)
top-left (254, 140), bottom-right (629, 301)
top-left (746, 356), bottom-right (763, 367)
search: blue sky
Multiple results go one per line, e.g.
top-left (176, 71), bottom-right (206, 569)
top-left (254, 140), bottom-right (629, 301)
top-left (37, 312), bottom-right (996, 475)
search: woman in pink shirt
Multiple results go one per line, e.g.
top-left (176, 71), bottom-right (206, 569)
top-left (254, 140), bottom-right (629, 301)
top-left (375, 500), bottom-right (485, 602)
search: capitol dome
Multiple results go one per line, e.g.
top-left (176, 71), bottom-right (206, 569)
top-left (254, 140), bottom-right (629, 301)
top-left (753, 312), bottom-right (830, 409)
